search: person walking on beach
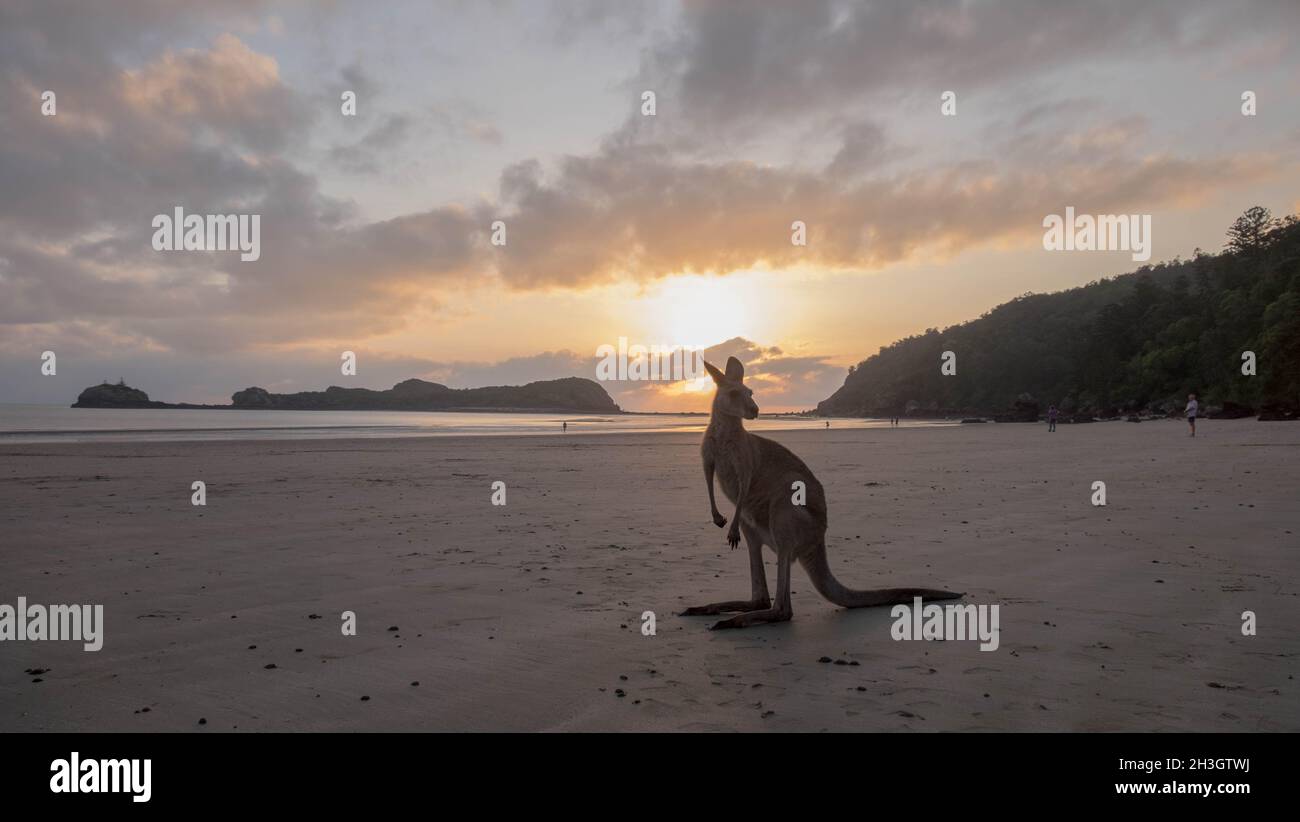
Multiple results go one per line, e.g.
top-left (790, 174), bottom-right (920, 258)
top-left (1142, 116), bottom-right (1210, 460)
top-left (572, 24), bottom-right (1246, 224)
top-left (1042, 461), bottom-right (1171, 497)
top-left (1047, 405), bottom-right (1058, 432)
top-left (562, 421), bottom-right (567, 433)
top-left (1185, 393), bottom-right (1198, 437)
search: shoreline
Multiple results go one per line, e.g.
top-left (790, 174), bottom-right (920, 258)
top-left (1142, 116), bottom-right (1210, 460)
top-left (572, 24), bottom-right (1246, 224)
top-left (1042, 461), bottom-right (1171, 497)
top-left (4, 413), bottom-right (1290, 447)
top-left (0, 406), bottom-right (959, 445)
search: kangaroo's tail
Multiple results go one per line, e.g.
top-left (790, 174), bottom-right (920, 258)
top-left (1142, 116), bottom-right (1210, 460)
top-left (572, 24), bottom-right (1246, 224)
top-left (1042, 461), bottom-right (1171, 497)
top-left (799, 542), bottom-right (961, 608)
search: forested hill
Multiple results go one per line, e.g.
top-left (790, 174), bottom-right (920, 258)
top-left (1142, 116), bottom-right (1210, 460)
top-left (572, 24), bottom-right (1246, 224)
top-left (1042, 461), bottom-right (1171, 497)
top-left (228, 378), bottom-right (620, 413)
top-left (73, 377), bottom-right (622, 413)
top-left (817, 208), bottom-right (1300, 420)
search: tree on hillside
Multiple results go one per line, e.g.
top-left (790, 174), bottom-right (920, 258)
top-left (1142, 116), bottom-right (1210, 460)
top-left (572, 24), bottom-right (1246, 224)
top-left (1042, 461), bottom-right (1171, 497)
top-left (1225, 206), bottom-right (1273, 253)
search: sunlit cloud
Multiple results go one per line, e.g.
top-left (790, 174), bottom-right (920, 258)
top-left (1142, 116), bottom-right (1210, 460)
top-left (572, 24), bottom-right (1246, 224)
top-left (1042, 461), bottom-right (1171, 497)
top-left (2, 1), bottom-right (1299, 410)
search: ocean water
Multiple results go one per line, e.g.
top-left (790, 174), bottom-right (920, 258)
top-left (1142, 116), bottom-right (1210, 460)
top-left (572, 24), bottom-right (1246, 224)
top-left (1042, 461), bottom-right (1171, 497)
top-left (0, 404), bottom-right (955, 443)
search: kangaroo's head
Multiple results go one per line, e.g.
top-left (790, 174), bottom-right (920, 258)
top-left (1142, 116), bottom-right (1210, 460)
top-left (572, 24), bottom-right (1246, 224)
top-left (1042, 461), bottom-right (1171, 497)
top-left (704, 356), bottom-right (759, 420)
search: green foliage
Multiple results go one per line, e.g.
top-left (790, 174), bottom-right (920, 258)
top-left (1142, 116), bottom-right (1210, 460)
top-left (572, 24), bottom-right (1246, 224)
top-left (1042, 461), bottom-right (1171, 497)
top-left (1226, 206), bottom-right (1274, 254)
top-left (819, 208), bottom-right (1300, 416)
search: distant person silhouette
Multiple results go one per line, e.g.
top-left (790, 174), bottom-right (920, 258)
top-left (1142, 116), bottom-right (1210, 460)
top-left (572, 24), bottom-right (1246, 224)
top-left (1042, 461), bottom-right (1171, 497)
top-left (825, 421), bottom-right (830, 429)
top-left (562, 421), bottom-right (567, 433)
top-left (1185, 394), bottom-right (1198, 437)
top-left (1047, 405), bottom-right (1058, 432)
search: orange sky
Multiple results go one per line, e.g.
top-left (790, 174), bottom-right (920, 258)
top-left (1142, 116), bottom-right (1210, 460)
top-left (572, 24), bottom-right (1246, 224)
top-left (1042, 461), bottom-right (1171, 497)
top-left (2, 2), bottom-right (1299, 410)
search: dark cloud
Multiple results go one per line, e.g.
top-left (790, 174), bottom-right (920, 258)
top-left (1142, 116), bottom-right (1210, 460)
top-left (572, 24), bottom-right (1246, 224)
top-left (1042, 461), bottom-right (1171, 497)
top-left (338, 62), bottom-right (380, 103)
top-left (327, 100), bottom-right (502, 176)
top-left (644, 0), bottom-right (1300, 136)
top-left (825, 120), bottom-right (893, 179)
top-left (0, 3), bottom-right (497, 353)
top-left (491, 129), bottom-right (1274, 290)
top-left (1, 1), bottom-right (1296, 408)
top-left (328, 114), bottom-right (418, 174)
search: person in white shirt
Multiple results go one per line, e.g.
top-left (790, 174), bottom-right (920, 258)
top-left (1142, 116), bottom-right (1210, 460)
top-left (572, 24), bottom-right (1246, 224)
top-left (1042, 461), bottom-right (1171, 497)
top-left (1184, 393), bottom-right (1198, 437)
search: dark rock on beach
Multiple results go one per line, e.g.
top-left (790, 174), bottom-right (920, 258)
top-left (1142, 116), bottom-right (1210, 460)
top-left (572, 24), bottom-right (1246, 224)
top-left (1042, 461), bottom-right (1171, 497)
top-left (1258, 403), bottom-right (1299, 421)
top-left (1210, 401), bottom-right (1255, 419)
top-left (993, 395), bottom-right (1040, 423)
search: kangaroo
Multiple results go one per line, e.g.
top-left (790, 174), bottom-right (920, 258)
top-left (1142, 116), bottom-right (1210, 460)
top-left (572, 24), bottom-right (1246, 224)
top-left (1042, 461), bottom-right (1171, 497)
top-left (684, 356), bottom-right (962, 629)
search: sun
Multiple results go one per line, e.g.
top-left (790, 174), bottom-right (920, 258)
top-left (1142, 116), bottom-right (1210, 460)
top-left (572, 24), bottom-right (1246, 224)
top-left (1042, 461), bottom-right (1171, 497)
top-left (638, 274), bottom-right (759, 349)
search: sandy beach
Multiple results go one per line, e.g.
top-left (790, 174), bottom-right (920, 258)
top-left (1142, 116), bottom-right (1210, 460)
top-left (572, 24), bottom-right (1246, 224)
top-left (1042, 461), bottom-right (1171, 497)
top-left (1, 419), bottom-right (1297, 732)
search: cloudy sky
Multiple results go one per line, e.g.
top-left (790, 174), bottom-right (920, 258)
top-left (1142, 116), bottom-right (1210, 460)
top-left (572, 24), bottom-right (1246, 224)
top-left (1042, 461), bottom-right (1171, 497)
top-left (2, 0), bottom-right (1298, 411)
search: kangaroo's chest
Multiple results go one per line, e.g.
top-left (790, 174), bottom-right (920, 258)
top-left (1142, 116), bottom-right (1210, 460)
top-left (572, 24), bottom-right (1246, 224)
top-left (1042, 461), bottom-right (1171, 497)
top-left (703, 433), bottom-right (751, 504)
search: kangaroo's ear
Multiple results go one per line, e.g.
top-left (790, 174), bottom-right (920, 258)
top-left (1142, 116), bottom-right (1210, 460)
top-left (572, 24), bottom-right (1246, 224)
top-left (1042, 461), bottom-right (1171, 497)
top-left (703, 360), bottom-right (726, 384)
top-left (724, 356), bottom-right (744, 382)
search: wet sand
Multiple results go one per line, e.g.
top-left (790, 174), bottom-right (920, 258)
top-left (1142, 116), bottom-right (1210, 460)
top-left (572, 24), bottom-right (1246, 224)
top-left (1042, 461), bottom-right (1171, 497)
top-left (1, 419), bottom-right (1297, 731)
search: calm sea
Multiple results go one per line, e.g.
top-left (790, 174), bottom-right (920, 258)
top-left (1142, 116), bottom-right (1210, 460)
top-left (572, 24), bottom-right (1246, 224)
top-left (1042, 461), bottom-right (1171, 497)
top-left (0, 404), bottom-right (953, 443)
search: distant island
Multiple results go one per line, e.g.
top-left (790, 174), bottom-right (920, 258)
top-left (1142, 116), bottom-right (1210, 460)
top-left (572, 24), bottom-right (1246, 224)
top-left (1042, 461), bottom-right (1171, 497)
top-left (817, 207), bottom-right (1300, 422)
top-left (73, 377), bottom-right (622, 414)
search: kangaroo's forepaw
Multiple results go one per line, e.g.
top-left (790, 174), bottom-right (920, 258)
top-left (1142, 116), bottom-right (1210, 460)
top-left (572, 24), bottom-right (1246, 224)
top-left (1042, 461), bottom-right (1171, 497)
top-left (712, 512), bottom-right (727, 528)
top-left (709, 608), bottom-right (792, 630)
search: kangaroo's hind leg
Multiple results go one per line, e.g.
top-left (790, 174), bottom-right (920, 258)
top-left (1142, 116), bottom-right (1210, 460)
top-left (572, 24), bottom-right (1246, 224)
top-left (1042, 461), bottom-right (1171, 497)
top-left (711, 504), bottom-right (812, 629)
top-left (710, 548), bottom-right (792, 630)
top-left (680, 522), bottom-right (772, 616)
